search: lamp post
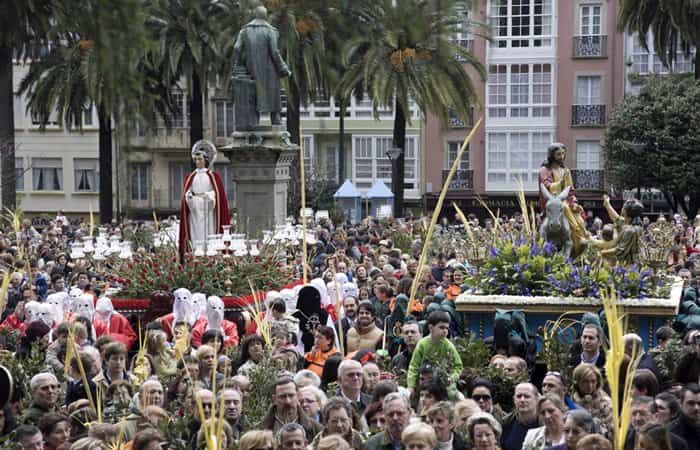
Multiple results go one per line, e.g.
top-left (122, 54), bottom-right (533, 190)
top-left (630, 138), bottom-right (645, 199)
top-left (386, 146), bottom-right (403, 218)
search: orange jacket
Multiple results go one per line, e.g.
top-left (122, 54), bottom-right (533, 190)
top-left (304, 346), bottom-right (339, 377)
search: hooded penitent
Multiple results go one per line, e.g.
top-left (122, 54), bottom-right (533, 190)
top-left (75, 293), bottom-right (95, 321)
top-left (292, 285), bottom-right (329, 352)
top-left (95, 297), bottom-right (115, 323)
top-left (206, 296), bottom-right (225, 331)
top-left (46, 292), bottom-right (67, 325)
top-left (36, 303), bottom-right (54, 328)
top-left (173, 288), bottom-right (195, 326)
top-left (24, 300), bottom-right (41, 325)
top-left (191, 293), bottom-right (207, 320)
top-left (310, 278), bottom-right (329, 307)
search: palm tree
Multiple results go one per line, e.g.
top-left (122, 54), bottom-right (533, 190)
top-left (0, 0), bottom-right (53, 213)
top-left (146, 0), bottom-right (241, 149)
top-left (339, 0), bottom-right (484, 218)
top-left (618, 0), bottom-right (700, 78)
top-left (19, 0), bottom-right (147, 223)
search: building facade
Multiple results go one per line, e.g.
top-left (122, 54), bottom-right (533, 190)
top-left (425, 0), bottom-right (627, 219)
top-left (10, 61), bottom-right (101, 224)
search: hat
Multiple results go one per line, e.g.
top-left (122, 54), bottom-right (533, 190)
top-left (25, 320), bottom-right (51, 341)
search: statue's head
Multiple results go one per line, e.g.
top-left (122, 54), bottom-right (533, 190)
top-left (191, 140), bottom-right (217, 169)
top-left (254, 6), bottom-right (267, 20)
top-left (544, 142), bottom-right (567, 168)
top-left (622, 199), bottom-right (644, 224)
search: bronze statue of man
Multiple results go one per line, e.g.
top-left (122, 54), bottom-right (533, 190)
top-left (233, 6), bottom-right (291, 127)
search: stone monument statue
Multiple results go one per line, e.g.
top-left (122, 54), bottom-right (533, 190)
top-left (178, 140), bottom-right (231, 261)
top-left (233, 6), bottom-right (292, 130)
top-left (538, 142), bottom-right (590, 257)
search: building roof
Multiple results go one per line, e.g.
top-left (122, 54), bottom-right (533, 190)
top-left (366, 180), bottom-right (394, 199)
top-left (333, 180), bottom-right (362, 199)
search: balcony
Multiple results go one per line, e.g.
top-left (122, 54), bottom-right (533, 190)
top-left (571, 169), bottom-right (605, 191)
top-left (572, 104), bottom-right (606, 127)
top-left (447, 107), bottom-right (474, 128)
top-left (573, 35), bottom-right (607, 58)
top-left (442, 169), bottom-right (473, 191)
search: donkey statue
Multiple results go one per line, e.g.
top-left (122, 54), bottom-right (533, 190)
top-left (539, 184), bottom-right (573, 258)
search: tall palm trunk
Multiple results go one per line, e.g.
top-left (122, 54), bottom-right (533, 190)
top-left (338, 99), bottom-right (345, 180)
top-left (189, 71), bottom-right (204, 148)
top-left (392, 100), bottom-right (406, 218)
top-left (0, 45), bottom-right (16, 213)
top-left (97, 104), bottom-right (113, 223)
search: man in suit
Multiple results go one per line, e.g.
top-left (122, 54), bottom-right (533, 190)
top-left (336, 360), bottom-right (372, 415)
top-left (336, 296), bottom-right (358, 353)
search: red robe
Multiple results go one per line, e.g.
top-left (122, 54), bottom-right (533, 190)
top-left (191, 319), bottom-right (239, 348)
top-left (104, 312), bottom-right (137, 350)
top-left (0, 314), bottom-right (26, 334)
top-left (92, 317), bottom-right (109, 338)
top-left (178, 169), bottom-right (231, 262)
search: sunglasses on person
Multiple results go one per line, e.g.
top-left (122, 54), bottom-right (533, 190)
top-left (545, 371), bottom-right (563, 379)
top-left (472, 394), bottom-right (491, 402)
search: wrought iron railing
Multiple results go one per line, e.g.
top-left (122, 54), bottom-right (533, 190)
top-left (572, 104), bottom-right (606, 127)
top-left (571, 169), bottom-right (605, 191)
top-left (573, 35), bottom-right (607, 58)
top-left (442, 169), bottom-right (473, 190)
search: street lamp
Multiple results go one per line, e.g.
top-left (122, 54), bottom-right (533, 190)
top-left (386, 146), bottom-right (403, 218)
top-left (630, 138), bottom-right (646, 199)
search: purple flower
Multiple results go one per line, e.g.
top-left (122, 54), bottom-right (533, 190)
top-left (491, 247), bottom-right (500, 258)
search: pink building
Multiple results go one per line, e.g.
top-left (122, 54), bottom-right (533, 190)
top-left (424, 0), bottom-right (627, 219)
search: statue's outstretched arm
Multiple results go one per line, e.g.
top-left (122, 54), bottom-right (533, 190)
top-left (603, 195), bottom-right (619, 222)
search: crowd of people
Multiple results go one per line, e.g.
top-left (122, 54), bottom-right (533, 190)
top-left (1, 209), bottom-right (700, 450)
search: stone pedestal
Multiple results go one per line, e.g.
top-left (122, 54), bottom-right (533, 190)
top-left (222, 126), bottom-right (298, 237)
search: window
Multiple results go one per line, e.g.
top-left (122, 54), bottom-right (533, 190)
top-left (31, 109), bottom-right (60, 127)
top-left (215, 101), bottom-right (234, 138)
top-left (74, 159), bottom-right (98, 192)
top-left (72, 106), bottom-right (94, 128)
top-left (354, 137), bottom-right (373, 179)
top-left (489, 0), bottom-right (552, 49)
top-left (576, 141), bottom-right (601, 170)
top-left (375, 137), bottom-right (393, 180)
top-left (486, 131), bottom-right (552, 190)
top-left (170, 91), bottom-right (188, 128)
top-left (576, 76), bottom-right (601, 104)
top-left (302, 136), bottom-right (314, 174)
top-left (453, 6), bottom-right (473, 56)
top-left (170, 162), bottom-right (190, 206)
top-left (32, 158), bottom-right (63, 191)
top-left (15, 158), bottom-right (24, 191)
top-left (352, 136), bottom-right (419, 189)
top-left (488, 64), bottom-right (552, 118)
top-left (214, 164), bottom-right (235, 203)
top-left (131, 163), bottom-right (150, 202)
top-left (579, 4), bottom-right (601, 35)
top-left (446, 141), bottom-right (470, 170)
top-left (631, 34), bottom-right (695, 74)
top-left (324, 145), bottom-right (339, 182)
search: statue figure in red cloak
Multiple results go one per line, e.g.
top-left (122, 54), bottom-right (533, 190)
top-left (178, 140), bottom-right (231, 261)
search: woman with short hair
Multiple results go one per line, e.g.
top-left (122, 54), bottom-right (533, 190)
top-left (467, 412), bottom-right (501, 450)
top-left (311, 397), bottom-right (365, 450)
top-left (522, 394), bottom-right (567, 450)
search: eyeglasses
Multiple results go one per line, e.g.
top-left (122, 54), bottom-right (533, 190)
top-left (546, 371), bottom-right (562, 379)
top-left (472, 394), bottom-right (491, 402)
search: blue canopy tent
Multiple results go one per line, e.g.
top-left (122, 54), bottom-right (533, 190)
top-left (333, 180), bottom-right (362, 224)
top-left (366, 180), bottom-right (394, 218)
